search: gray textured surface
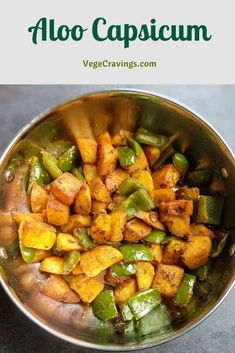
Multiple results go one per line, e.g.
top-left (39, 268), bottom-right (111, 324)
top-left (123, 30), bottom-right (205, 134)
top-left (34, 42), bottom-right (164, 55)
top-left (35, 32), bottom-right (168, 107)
top-left (0, 85), bottom-right (234, 353)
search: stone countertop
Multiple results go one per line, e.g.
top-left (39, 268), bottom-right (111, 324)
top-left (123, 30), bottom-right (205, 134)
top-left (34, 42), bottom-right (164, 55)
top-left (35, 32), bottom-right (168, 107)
top-left (0, 85), bottom-right (234, 353)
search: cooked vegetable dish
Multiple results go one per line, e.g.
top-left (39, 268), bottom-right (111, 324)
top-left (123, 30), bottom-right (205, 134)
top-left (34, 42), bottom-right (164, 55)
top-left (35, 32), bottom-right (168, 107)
top-left (6, 120), bottom-right (228, 335)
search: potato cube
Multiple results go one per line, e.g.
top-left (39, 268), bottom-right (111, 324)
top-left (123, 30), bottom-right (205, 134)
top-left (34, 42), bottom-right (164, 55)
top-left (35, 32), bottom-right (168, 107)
top-left (49, 172), bottom-right (82, 206)
top-left (175, 187), bottom-right (199, 200)
top-left (40, 256), bottom-right (65, 274)
top-left (143, 145), bottom-right (161, 167)
top-left (74, 183), bottom-right (92, 216)
top-left (126, 152), bottom-right (149, 174)
top-left (19, 219), bottom-right (56, 250)
top-left (188, 224), bottom-right (215, 239)
top-left (91, 200), bottom-right (108, 215)
top-left (61, 214), bottom-right (91, 234)
top-left (12, 211), bottom-right (44, 224)
top-left (105, 168), bottom-right (129, 193)
top-left (159, 200), bottom-right (193, 216)
top-left (83, 164), bottom-right (97, 184)
top-left (152, 164), bottom-right (180, 189)
top-left (132, 170), bottom-right (154, 192)
top-left (183, 235), bottom-right (212, 270)
top-left (56, 233), bottom-right (82, 251)
top-left (97, 142), bottom-right (118, 176)
top-left (135, 211), bottom-right (165, 230)
top-left (110, 210), bottom-right (127, 242)
top-left (114, 278), bottom-right (137, 305)
top-left (41, 274), bottom-right (80, 303)
top-left (89, 212), bottom-right (111, 244)
top-left (47, 194), bottom-right (70, 226)
top-left (160, 214), bottom-right (190, 237)
top-left (72, 263), bottom-right (84, 275)
top-left (70, 277), bottom-right (104, 303)
top-left (76, 137), bottom-right (97, 164)
top-left (96, 131), bottom-right (112, 145)
top-left (136, 262), bottom-right (155, 290)
top-left (152, 264), bottom-right (184, 298)
top-left (150, 244), bottom-right (163, 265)
top-left (162, 239), bottom-right (186, 265)
top-left (124, 218), bottom-right (151, 242)
top-left (80, 245), bottom-right (123, 277)
top-left (90, 176), bottom-right (111, 203)
top-left (152, 189), bottom-right (175, 205)
top-left (31, 183), bottom-right (49, 213)
top-left (112, 130), bottom-right (133, 147)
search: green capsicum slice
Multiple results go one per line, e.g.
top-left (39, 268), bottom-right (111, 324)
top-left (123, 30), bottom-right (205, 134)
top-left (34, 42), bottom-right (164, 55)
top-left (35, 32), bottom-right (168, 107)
top-left (111, 263), bottom-right (137, 277)
top-left (20, 243), bottom-right (36, 263)
top-left (144, 230), bottom-right (166, 244)
top-left (174, 273), bottom-right (196, 307)
top-left (211, 232), bottom-right (228, 257)
top-left (119, 178), bottom-right (145, 196)
top-left (197, 195), bottom-right (224, 225)
top-left (64, 250), bottom-right (80, 274)
top-left (127, 138), bottom-right (143, 156)
top-left (27, 156), bottom-right (44, 195)
top-left (74, 228), bottom-right (95, 250)
top-left (72, 167), bottom-right (85, 182)
top-left (128, 288), bottom-right (161, 320)
top-left (172, 153), bottom-right (189, 177)
top-left (92, 290), bottom-right (118, 321)
top-left (118, 146), bottom-right (136, 167)
top-left (121, 188), bottom-right (155, 218)
top-left (186, 171), bottom-right (212, 186)
top-left (160, 234), bottom-right (174, 244)
top-left (191, 264), bottom-right (208, 281)
top-left (121, 303), bottom-right (134, 321)
top-left (58, 145), bottom-right (79, 172)
top-left (153, 145), bottom-right (175, 170)
top-left (119, 244), bottom-right (153, 262)
top-left (135, 128), bottom-right (168, 149)
top-left (41, 150), bottom-right (63, 179)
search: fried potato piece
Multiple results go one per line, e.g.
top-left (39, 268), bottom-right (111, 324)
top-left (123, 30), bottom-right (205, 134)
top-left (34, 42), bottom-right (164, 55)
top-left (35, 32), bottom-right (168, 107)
top-left (91, 200), bottom-right (108, 215)
top-left (61, 214), bottom-right (91, 234)
top-left (19, 218), bottom-right (56, 250)
top-left (31, 183), bottom-right (49, 213)
top-left (152, 264), bottom-right (184, 298)
top-left (49, 172), bottom-right (82, 206)
top-left (150, 244), bottom-right (163, 265)
top-left (90, 176), bottom-right (111, 203)
top-left (47, 194), bottom-right (70, 226)
top-left (70, 277), bottom-right (104, 303)
top-left (152, 164), bottom-right (180, 189)
top-left (143, 145), bottom-right (161, 167)
top-left (104, 268), bottom-right (129, 286)
top-left (74, 183), bottom-right (92, 216)
top-left (162, 239), bottom-right (186, 265)
top-left (136, 262), bottom-right (155, 290)
top-left (152, 189), bottom-right (175, 205)
top-left (97, 142), bottom-right (118, 176)
top-left (114, 278), bottom-right (137, 305)
top-left (41, 274), bottom-right (80, 303)
top-left (132, 170), bottom-right (154, 192)
top-left (110, 210), bottom-right (127, 242)
top-left (175, 187), bottom-right (200, 200)
top-left (135, 211), bottom-right (165, 230)
top-left (89, 212), bottom-right (111, 244)
top-left (126, 152), bottom-right (149, 174)
top-left (112, 130), bottom-right (133, 147)
top-left (56, 233), bottom-right (82, 251)
top-left (12, 211), bottom-right (44, 224)
top-left (124, 218), bottom-right (151, 242)
top-left (96, 131), bottom-right (112, 145)
top-left (83, 164), bottom-right (97, 184)
top-left (160, 213), bottom-right (190, 237)
top-left (76, 137), bottom-right (97, 164)
top-left (183, 235), bottom-right (212, 270)
top-left (105, 168), bottom-right (129, 193)
top-left (80, 245), bottom-right (123, 277)
top-left (72, 263), bottom-right (84, 275)
top-left (188, 224), bottom-right (215, 239)
top-left (40, 256), bottom-right (65, 274)
top-left (159, 200), bottom-right (193, 216)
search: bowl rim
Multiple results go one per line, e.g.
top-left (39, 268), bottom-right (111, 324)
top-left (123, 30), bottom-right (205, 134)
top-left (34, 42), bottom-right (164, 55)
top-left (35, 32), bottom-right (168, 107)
top-left (0, 88), bottom-right (235, 351)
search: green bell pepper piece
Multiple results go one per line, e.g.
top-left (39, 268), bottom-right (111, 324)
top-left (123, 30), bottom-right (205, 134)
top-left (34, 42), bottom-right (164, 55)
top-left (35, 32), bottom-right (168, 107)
top-left (121, 188), bottom-right (155, 218)
top-left (7, 237), bottom-right (20, 259)
top-left (118, 146), bottom-right (136, 167)
top-left (111, 263), bottom-right (137, 278)
top-left (174, 273), bottom-right (196, 307)
top-left (20, 241), bottom-right (36, 263)
top-left (121, 303), bottom-right (134, 321)
top-left (127, 138), bottom-right (143, 156)
top-left (211, 232), bottom-right (228, 257)
top-left (136, 303), bottom-right (171, 336)
top-left (58, 145), bottom-right (79, 172)
top-left (144, 230), bottom-right (166, 244)
top-left (173, 153), bottom-right (189, 177)
top-left (135, 128), bottom-right (168, 149)
top-left (27, 156), bottom-right (44, 195)
top-left (92, 290), bottom-right (118, 321)
top-left (159, 234), bottom-right (174, 244)
top-left (186, 171), bottom-right (212, 186)
top-left (128, 288), bottom-right (161, 320)
top-left (191, 264), bottom-right (208, 281)
top-left (119, 178), bottom-right (145, 196)
top-left (41, 151), bottom-right (63, 179)
top-left (64, 250), bottom-right (80, 274)
top-left (74, 228), bottom-right (95, 250)
top-left (72, 167), bottom-right (85, 182)
top-left (153, 145), bottom-right (175, 170)
top-left (197, 195), bottom-right (224, 225)
top-left (119, 244), bottom-right (153, 262)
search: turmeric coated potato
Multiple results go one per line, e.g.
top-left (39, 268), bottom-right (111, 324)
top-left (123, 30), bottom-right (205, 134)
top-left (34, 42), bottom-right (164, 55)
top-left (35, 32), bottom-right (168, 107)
top-left (183, 235), bottom-right (212, 270)
top-left (74, 183), bottom-right (92, 216)
top-left (76, 137), bottom-right (97, 164)
top-left (47, 193), bottom-right (70, 226)
top-left (143, 145), bottom-right (161, 167)
top-left (152, 164), bottom-right (180, 189)
top-left (89, 212), bottom-right (111, 244)
top-left (72, 263), bottom-right (84, 275)
top-left (56, 233), bottom-right (82, 252)
top-left (89, 176), bottom-right (111, 203)
top-left (176, 187), bottom-right (200, 201)
top-left (83, 164), bottom-right (97, 184)
top-left (105, 168), bottom-right (129, 193)
top-left (110, 210), bottom-right (127, 242)
top-left (112, 130), bottom-right (133, 147)
top-left (126, 152), bottom-right (149, 174)
top-left (61, 214), bottom-right (91, 234)
top-left (136, 262), bottom-right (155, 290)
top-left (124, 218), bottom-right (151, 242)
top-left (152, 189), bottom-right (175, 205)
top-left (159, 200), bottom-right (193, 216)
top-left (49, 172), bottom-right (82, 206)
top-left (97, 141), bottom-right (118, 176)
top-left (162, 238), bottom-right (186, 265)
top-left (70, 276), bottom-right (104, 303)
top-left (96, 131), bottom-right (112, 145)
top-left (91, 200), bottom-right (108, 215)
top-left (188, 223), bottom-right (215, 239)
top-left (132, 170), bottom-right (154, 192)
top-left (114, 278), bottom-right (137, 305)
top-left (31, 183), bottom-right (49, 213)
top-left (135, 211), bottom-right (165, 230)
top-left (160, 213), bottom-right (190, 237)
top-left (12, 211), bottom-right (44, 224)
top-left (152, 264), bottom-right (184, 298)
top-left (150, 244), bottom-right (163, 265)
top-left (40, 256), bottom-right (65, 274)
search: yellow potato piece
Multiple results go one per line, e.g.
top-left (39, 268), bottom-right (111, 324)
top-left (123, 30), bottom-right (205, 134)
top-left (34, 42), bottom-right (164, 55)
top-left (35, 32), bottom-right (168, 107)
top-left (72, 263), bottom-right (84, 275)
top-left (150, 244), bottom-right (163, 264)
top-left (61, 214), bottom-right (91, 234)
top-left (124, 218), bottom-right (151, 242)
top-left (83, 164), bottom-right (97, 184)
top-left (183, 235), bottom-right (212, 270)
top-left (41, 274), bottom-right (80, 303)
top-left (160, 214), bottom-right (190, 237)
top-left (152, 164), bottom-right (180, 189)
top-left (114, 278), bottom-right (137, 305)
top-left (152, 264), bottom-right (184, 298)
top-left (80, 245), bottom-right (123, 277)
top-left (19, 219), bottom-right (56, 250)
top-left (188, 223), bottom-right (215, 239)
top-left (31, 183), bottom-right (49, 213)
top-left (56, 233), bottom-right (82, 252)
top-left (90, 176), bottom-right (111, 203)
top-left (12, 211), bottom-right (44, 224)
top-left (152, 189), bottom-right (175, 205)
top-left (110, 210), bottom-right (126, 242)
top-left (76, 137), bottom-right (97, 164)
top-left (105, 168), bottom-right (129, 193)
top-left (136, 262), bottom-right (155, 290)
top-left (97, 142), bottom-right (118, 176)
top-left (70, 277), bottom-right (104, 303)
top-left (132, 170), bottom-right (154, 192)
top-left (74, 183), bottom-right (92, 216)
top-left (162, 239), bottom-right (186, 265)
top-left (135, 211), bottom-right (165, 230)
top-left (40, 256), bottom-right (65, 274)
top-left (143, 145), bottom-right (161, 167)
top-left (49, 172), bottom-right (82, 206)
top-left (47, 194), bottom-right (70, 226)
top-left (89, 212), bottom-right (111, 244)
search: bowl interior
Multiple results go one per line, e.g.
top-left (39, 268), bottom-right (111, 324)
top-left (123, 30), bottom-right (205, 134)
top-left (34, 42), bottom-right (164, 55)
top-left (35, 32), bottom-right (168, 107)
top-left (0, 90), bottom-right (235, 350)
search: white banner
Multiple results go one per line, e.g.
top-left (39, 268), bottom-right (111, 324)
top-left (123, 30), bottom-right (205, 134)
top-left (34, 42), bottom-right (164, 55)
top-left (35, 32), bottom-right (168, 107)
top-left (0, 0), bottom-right (234, 84)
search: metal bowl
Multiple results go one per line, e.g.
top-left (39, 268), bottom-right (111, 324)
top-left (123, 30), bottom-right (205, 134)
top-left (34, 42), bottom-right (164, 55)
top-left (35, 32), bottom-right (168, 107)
top-left (0, 90), bottom-right (234, 350)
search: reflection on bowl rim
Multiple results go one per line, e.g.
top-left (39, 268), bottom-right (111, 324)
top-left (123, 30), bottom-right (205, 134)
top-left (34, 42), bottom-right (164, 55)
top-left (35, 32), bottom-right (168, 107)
top-left (0, 89), bottom-right (234, 351)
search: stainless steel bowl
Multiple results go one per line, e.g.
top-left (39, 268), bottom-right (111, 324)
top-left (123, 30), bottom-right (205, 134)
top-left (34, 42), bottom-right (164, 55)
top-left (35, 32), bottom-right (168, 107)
top-left (0, 90), bottom-right (234, 350)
